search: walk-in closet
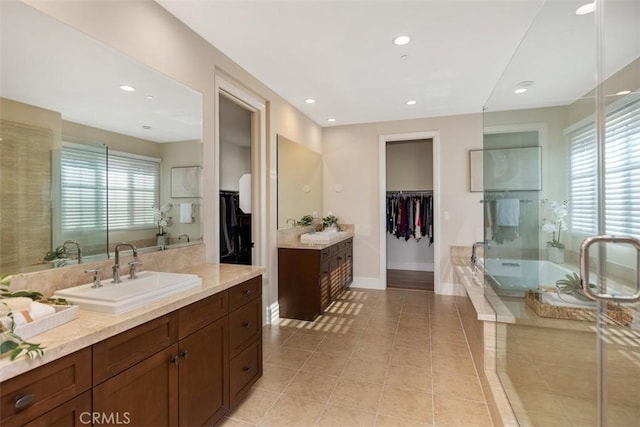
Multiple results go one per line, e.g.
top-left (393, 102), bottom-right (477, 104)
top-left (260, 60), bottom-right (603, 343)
top-left (385, 139), bottom-right (434, 290)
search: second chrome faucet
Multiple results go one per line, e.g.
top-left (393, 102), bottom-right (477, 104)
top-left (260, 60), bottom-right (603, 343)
top-left (113, 242), bottom-right (140, 283)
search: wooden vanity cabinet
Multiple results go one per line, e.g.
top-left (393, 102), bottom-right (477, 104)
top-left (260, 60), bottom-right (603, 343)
top-left (278, 237), bottom-right (353, 321)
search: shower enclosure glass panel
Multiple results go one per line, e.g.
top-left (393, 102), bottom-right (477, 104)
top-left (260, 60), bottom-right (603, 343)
top-left (482, 0), bottom-right (639, 425)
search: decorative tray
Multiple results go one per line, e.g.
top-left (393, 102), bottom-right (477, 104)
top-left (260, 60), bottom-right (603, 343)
top-left (1, 305), bottom-right (79, 341)
top-left (525, 291), bottom-right (633, 327)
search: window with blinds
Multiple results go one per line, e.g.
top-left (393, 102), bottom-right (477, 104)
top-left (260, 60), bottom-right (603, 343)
top-left (568, 97), bottom-right (640, 238)
top-left (61, 144), bottom-right (160, 232)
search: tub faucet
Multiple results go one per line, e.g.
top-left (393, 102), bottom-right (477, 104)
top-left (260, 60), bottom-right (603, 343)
top-left (63, 240), bottom-right (82, 264)
top-left (113, 242), bottom-right (138, 283)
top-left (471, 241), bottom-right (488, 267)
top-left (178, 234), bottom-right (190, 242)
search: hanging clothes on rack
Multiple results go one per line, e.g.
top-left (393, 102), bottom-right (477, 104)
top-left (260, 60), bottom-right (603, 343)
top-left (386, 191), bottom-right (433, 244)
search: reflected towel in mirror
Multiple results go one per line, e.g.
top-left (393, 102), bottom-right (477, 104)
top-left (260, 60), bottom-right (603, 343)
top-left (180, 203), bottom-right (193, 223)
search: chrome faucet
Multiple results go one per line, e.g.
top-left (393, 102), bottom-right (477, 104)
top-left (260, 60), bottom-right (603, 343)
top-left (63, 240), bottom-right (82, 264)
top-left (178, 234), bottom-right (190, 242)
top-left (471, 241), bottom-right (488, 267)
top-left (113, 242), bottom-right (138, 283)
top-left (286, 218), bottom-right (297, 228)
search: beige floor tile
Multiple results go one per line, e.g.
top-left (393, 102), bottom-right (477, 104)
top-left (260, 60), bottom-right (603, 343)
top-left (433, 396), bottom-right (492, 426)
top-left (218, 417), bottom-right (256, 426)
top-left (375, 414), bottom-right (432, 427)
top-left (283, 370), bottom-right (339, 403)
top-left (302, 351), bottom-right (348, 376)
top-left (398, 318), bottom-right (430, 333)
top-left (394, 331), bottom-right (430, 351)
top-left (364, 322), bottom-right (399, 338)
top-left (282, 332), bottom-right (325, 351)
top-left (432, 371), bottom-right (484, 402)
top-left (432, 352), bottom-right (477, 377)
top-left (351, 341), bottom-right (393, 364)
top-left (317, 405), bottom-right (377, 427)
top-left (360, 330), bottom-right (397, 346)
top-left (264, 347), bottom-right (312, 369)
top-left (227, 388), bottom-right (280, 424)
top-left (378, 385), bottom-right (433, 423)
top-left (259, 395), bottom-right (325, 427)
top-left (385, 365), bottom-right (431, 392)
top-left (342, 356), bottom-right (388, 384)
top-left (315, 336), bottom-right (357, 357)
top-left (429, 338), bottom-right (469, 356)
top-left (328, 378), bottom-right (383, 412)
top-left (253, 364), bottom-right (297, 393)
top-left (390, 346), bottom-right (431, 370)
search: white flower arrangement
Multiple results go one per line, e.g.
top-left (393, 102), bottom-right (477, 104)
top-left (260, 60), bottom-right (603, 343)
top-left (541, 199), bottom-right (568, 249)
top-left (153, 204), bottom-right (172, 236)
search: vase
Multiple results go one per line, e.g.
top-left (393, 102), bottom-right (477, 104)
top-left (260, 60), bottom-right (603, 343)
top-left (157, 235), bottom-right (166, 247)
top-left (548, 247), bottom-right (565, 264)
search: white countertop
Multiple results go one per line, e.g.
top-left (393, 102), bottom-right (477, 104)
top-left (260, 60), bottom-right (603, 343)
top-left (0, 263), bottom-right (265, 382)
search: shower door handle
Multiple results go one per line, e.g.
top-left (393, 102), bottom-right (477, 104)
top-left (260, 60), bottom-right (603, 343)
top-left (579, 235), bottom-right (640, 302)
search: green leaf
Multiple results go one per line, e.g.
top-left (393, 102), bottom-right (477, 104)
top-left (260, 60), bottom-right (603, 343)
top-left (0, 340), bottom-right (19, 355)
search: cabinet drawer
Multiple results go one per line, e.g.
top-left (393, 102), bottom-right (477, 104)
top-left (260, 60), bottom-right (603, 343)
top-left (229, 276), bottom-right (262, 311)
top-left (320, 248), bottom-right (331, 260)
top-left (229, 298), bottom-right (261, 357)
top-left (23, 390), bottom-right (92, 427)
top-left (93, 313), bottom-right (178, 384)
top-left (179, 291), bottom-right (228, 338)
top-left (1, 347), bottom-right (92, 426)
top-left (229, 339), bottom-right (262, 407)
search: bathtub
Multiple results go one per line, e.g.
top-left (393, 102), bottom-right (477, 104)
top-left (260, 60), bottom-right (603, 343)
top-left (482, 258), bottom-right (575, 297)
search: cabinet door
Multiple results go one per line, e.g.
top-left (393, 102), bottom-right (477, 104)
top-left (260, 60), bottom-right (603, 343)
top-left (93, 345), bottom-right (179, 427)
top-left (319, 260), bottom-right (330, 312)
top-left (345, 243), bottom-right (353, 289)
top-left (178, 317), bottom-right (228, 427)
top-left (329, 251), bottom-right (345, 300)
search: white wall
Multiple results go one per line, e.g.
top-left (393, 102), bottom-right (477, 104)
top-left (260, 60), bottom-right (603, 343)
top-left (220, 140), bottom-right (250, 191)
top-left (323, 114), bottom-right (484, 291)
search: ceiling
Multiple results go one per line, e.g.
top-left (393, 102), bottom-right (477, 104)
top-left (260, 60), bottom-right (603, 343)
top-left (156, 0), bottom-right (638, 127)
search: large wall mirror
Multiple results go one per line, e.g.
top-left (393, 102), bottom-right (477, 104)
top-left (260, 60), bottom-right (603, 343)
top-left (276, 135), bottom-right (322, 229)
top-left (0, 1), bottom-right (203, 275)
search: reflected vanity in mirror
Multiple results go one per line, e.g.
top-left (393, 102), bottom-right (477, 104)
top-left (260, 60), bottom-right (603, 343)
top-left (276, 135), bottom-right (322, 229)
top-left (0, 1), bottom-right (203, 275)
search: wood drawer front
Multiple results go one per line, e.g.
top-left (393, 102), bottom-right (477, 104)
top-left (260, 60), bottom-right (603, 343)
top-left (229, 276), bottom-right (262, 311)
top-left (1, 347), bottom-right (91, 426)
top-left (229, 339), bottom-right (262, 407)
top-left (23, 390), bottom-right (92, 427)
top-left (229, 298), bottom-right (261, 357)
top-left (320, 248), bottom-right (331, 260)
top-left (93, 312), bottom-right (178, 384)
top-left (178, 291), bottom-right (228, 338)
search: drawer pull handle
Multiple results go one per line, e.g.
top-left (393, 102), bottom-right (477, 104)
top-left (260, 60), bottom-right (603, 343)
top-left (15, 394), bottom-right (34, 410)
top-left (242, 365), bottom-right (251, 373)
top-left (181, 350), bottom-right (189, 360)
top-left (242, 322), bottom-right (251, 329)
top-left (170, 355), bottom-right (180, 366)
top-left (243, 289), bottom-right (254, 296)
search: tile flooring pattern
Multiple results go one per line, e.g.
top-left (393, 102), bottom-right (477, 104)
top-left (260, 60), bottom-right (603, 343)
top-left (221, 288), bottom-right (495, 426)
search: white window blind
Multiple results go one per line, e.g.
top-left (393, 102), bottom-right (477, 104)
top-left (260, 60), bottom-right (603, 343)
top-left (61, 144), bottom-right (160, 232)
top-left (568, 97), bottom-right (640, 238)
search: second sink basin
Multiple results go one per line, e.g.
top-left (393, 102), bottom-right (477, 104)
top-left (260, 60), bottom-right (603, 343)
top-left (300, 231), bottom-right (348, 244)
top-left (52, 271), bottom-right (202, 314)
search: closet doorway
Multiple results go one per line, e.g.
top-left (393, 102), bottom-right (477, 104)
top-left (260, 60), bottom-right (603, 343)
top-left (385, 139), bottom-right (434, 291)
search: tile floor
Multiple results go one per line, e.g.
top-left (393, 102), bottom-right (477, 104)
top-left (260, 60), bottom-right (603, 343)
top-left (221, 288), bottom-right (495, 426)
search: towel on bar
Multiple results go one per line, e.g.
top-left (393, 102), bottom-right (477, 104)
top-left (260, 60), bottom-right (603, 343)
top-left (495, 198), bottom-right (520, 226)
top-left (180, 203), bottom-right (193, 223)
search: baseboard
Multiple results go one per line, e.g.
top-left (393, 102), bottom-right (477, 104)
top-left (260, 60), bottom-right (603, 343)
top-left (351, 276), bottom-right (385, 290)
top-left (266, 301), bottom-right (279, 325)
top-left (435, 281), bottom-right (467, 296)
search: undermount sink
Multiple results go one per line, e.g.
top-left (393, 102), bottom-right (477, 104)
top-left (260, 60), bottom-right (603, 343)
top-left (52, 271), bottom-right (202, 314)
top-left (300, 230), bottom-right (348, 244)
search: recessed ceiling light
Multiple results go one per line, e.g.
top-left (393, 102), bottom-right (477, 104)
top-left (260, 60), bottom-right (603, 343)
top-left (576, 2), bottom-right (595, 15)
top-left (142, 125), bottom-right (152, 130)
top-left (514, 88), bottom-right (528, 94)
top-left (327, 118), bottom-right (336, 122)
top-left (514, 80), bottom-right (534, 94)
top-left (393, 35), bottom-right (411, 46)
top-left (304, 98), bottom-right (316, 104)
top-left (616, 90), bottom-right (631, 95)
top-left (406, 100), bottom-right (417, 105)
top-left (146, 95), bottom-right (154, 100)
top-left (119, 85), bottom-right (135, 92)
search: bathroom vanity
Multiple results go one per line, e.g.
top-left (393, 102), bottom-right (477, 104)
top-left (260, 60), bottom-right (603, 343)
top-left (0, 265), bottom-right (263, 427)
top-left (278, 236), bottom-right (353, 320)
